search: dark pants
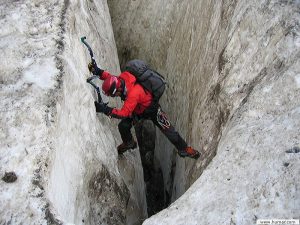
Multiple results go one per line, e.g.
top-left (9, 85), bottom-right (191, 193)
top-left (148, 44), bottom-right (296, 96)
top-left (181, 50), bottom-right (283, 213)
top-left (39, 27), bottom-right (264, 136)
top-left (118, 106), bottom-right (188, 152)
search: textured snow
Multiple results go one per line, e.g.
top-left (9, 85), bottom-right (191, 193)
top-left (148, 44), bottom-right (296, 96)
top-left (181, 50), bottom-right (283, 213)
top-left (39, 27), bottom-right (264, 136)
top-left (295, 74), bottom-right (300, 88)
top-left (107, 0), bottom-right (300, 224)
top-left (1, 0), bottom-right (299, 224)
top-left (1, 0), bottom-right (147, 224)
top-left (0, 0), bottom-right (63, 224)
top-left (23, 58), bottom-right (58, 89)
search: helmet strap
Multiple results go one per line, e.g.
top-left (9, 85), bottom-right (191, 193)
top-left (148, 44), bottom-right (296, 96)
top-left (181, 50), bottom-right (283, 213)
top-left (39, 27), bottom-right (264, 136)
top-left (120, 79), bottom-right (127, 101)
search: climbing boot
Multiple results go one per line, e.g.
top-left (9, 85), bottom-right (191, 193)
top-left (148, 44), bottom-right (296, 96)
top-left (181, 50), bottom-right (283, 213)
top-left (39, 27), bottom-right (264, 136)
top-left (178, 147), bottom-right (200, 159)
top-left (117, 139), bottom-right (137, 154)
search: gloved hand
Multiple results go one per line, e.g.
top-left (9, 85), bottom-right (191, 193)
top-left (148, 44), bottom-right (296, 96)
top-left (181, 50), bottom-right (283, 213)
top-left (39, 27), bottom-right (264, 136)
top-left (94, 101), bottom-right (112, 116)
top-left (88, 61), bottom-right (104, 76)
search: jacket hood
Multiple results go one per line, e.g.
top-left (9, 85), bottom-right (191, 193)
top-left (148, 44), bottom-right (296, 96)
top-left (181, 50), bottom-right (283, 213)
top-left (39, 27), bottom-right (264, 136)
top-left (119, 72), bottom-right (136, 93)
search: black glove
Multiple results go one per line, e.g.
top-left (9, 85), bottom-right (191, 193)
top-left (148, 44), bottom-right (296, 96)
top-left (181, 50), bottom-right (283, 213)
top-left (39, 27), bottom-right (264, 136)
top-left (88, 61), bottom-right (104, 76)
top-left (94, 101), bottom-right (112, 116)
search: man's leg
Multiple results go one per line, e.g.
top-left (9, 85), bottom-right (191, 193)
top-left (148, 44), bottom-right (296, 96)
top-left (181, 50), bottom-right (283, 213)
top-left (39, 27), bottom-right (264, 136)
top-left (118, 118), bottom-right (134, 142)
top-left (151, 106), bottom-right (200, 159)
top-left (117, 118), bottom-right (137, 154)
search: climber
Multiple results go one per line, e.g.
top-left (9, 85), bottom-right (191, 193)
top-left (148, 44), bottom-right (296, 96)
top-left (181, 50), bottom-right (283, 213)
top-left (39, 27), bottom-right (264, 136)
top-left (88, 60), bottom-right (200, 159)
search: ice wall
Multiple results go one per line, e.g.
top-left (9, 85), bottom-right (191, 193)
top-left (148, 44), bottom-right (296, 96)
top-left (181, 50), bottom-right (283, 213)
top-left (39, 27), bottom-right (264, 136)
top-left (107, 0), bottom-right (300, 224)
top-left (47, 0), bottom-right (148, 224)
top-left (46, 0), bottom-right (127, 223)
top-left (0, 0), bottom-right (147, 224)
top-left (0, 0), bottom-right (67, 224)
top-left (1, 0), bottom-right (299, 224)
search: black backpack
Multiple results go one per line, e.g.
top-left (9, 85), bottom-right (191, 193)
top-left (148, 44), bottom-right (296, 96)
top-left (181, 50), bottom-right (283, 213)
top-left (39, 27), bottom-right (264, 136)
top-left (125, 59), bottom-right (166, 103)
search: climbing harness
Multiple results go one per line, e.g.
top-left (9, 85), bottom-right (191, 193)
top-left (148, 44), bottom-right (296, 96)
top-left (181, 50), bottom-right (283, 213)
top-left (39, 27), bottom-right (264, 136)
top-left (157, 107), bottom-right (170, 129)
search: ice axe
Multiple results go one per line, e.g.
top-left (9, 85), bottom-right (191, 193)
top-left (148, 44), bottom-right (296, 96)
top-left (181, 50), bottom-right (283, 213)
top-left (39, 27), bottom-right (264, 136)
top-left (81, 36), bottom-right (103, 103)
top-left (86, 76), bottom-right (103, 103)
top-left (81, 36), bottom-right (96, 64)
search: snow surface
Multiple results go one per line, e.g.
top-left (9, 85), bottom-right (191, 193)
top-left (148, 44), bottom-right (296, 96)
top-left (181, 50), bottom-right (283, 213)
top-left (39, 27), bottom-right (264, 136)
top-left (0, 0), bottom-right (63, 224)
top-left (1, 0), bottom-right (147, 224)
top-left (1, 0), bottom-right (299, 224)
top-left (144, 66), bottom-right (300, 224)
top-left (142, 1), bottom-right (300, 224)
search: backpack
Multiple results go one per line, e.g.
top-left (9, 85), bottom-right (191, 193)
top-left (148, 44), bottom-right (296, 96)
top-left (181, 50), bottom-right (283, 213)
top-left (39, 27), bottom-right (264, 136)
top-left (125, 59), bottom-right (166, 103)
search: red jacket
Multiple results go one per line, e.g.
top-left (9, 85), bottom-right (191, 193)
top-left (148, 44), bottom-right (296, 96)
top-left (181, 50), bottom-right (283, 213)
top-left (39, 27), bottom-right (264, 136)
top-left (100, 71), bottom-right (152, 118)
